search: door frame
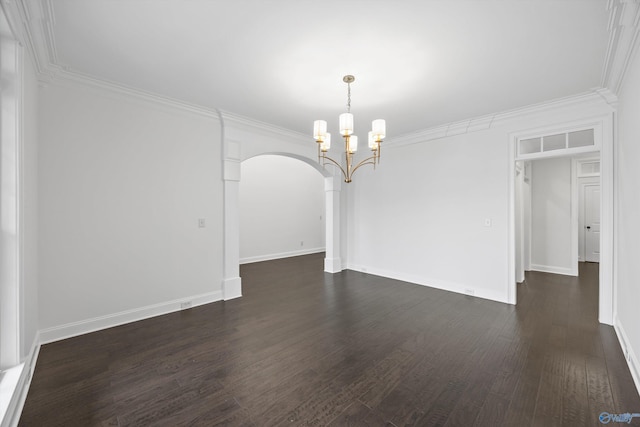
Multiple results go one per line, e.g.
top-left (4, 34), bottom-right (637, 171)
top-left (508, 114), bottom-right (614, 325)
top-left (581, 181), bottom-right (602, 262)
top-left (574, 156), bottom-right (601, 263)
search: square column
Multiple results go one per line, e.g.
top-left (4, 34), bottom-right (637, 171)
top-left (324, 176), bottom-right (342, 273)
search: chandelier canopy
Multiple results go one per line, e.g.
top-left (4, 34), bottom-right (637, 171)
top-left (313, 75), bottom-right (386, 183)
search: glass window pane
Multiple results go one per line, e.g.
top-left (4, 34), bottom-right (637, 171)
top-left (542, 133), bottom-right (566, 151)
top-left (519, 137), bottom-right (541, 155)
top-left (580, 161), bottom-right (600, 176)
top-left (568, 129), bottom-right (594, 148)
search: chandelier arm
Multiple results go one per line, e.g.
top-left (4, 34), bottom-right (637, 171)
top-left (321, 155), bottom-right (349, 182)
top-left (350, 156), bottom-right (379, 176)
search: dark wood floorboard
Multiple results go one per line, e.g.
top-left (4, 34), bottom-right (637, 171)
top-left (19, 255), bottom-right (640, 426)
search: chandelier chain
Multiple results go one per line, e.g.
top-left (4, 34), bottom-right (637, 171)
top-left (347, 82), bottom-right (351, 113)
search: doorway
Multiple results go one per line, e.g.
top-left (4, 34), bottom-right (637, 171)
top-left (582, 184), bottom-right (600, 262)
top-left (516, 155), bottom-right (601, 283)
top-left (508, 117), bottom-right (613, 325)
top-left (239, 155), bottom-right (326, 264)
top-left (576, 157), bottom-right (601, 264)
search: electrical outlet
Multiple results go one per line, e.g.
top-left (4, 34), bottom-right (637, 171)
top-left (180, 301), bottom-right (192, 310)
top-left (300, 241), bottom-right (304, 246)
top-left (198, 218), bottom-right (206, 228)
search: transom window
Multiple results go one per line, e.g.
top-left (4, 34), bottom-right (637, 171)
top-left (517, 127), bottom-right (599, 160)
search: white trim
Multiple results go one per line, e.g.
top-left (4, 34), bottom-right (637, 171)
top-left (387, 90), bottom-right (616, 148)
top-left (0, 333), bottom-right (39, 427)
top-left (507, 123), bottom-right (517, 305)
top-left (530, 264), bottom-right (578, 277)
top-left (0, 365), bottom-right (24, 427)
top-left (571, 159), bottom-right (579, 275)
top-left (346, 263), bottom-right (509, 304)
top-left (599, 113), bottom-right (615, 325)
top-left (39, 291), bottom-right (223, 345)
top-left (222, 277), bottom-right (242, 301)
top-left (515, 121), bottom-right (603, 161)
top-left (240, 247), bottom-right (325, 265)
top-left (508, 112), bottom-right (615, 325)
top-left (44, 71), bottom-right (221, 119)
top-left (614, 319), bottom-right (640, 397)
top-left (576, 157), bottom-right (601, 178)
top-left (603, 0), bottom-right (640, 94)
top-left (0, 23), bottom-right (22, 371)
top-left (220, 111), bottom-right (309, 146)
top-left (324, 257), bottom-right (342, 273)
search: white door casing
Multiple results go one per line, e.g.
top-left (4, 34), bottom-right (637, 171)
top-left (509, 111), bottom-right (614, 325)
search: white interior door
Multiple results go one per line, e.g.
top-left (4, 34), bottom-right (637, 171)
top-left (584, 184), bottom-right (600, 262)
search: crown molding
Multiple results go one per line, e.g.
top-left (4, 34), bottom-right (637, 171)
top-left (219, 111), bottom-right (309, 146)
top-left (9, 0), bottom-right (308, 144)
top-left (1, 0), bottom-right (52, 76)
top-left (386, 89), bottom-right (617, 148)
top-left (602, 0), bottom-right (640, 94)
top-left (46, 67), bottom-right (224, 119)
top-left (10, 0), bottom-right (623, 151)
top-left (41, 0), bottom-right (58, 64)
top-left (38, 65), bottom-right (309, 146)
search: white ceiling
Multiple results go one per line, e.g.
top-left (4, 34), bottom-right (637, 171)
top-left (34, 0), bottom-right (609, 138)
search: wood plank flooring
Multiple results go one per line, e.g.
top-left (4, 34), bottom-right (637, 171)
top-left (19, 254), bottom-right (640, 426)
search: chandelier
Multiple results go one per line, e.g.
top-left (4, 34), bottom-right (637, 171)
top-left (313, 75), bottom-right (386, 183)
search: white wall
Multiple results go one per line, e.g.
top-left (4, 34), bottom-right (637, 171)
top-left (346, 94), bottom-right (614, 304)
top-left (348, 128), bottom-right (510, 303)
top-left (615, 44), bottom-right (640, 391)
top-left (530, 157), bottom-right (574, 275)
top-left (38, 81), bottom-right (223, 339)
top-left (239, 155), bottom-right (325, 263)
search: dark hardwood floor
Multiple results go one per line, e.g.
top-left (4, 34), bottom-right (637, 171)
top-left (19, 254), bottom-right (640, 426)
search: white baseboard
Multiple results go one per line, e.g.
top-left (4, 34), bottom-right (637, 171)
top-left (239, 247), bottom-right (325, 265)
top-left (614, 319), bottom-right (640, 397)
top-left (530, 263), bottom-right (578, 276)
top-left (324, 257), bottom-right (342, 273)
top-left (1, 334), bottom-right (40, 427)
top-left (345, 263), bottom-right (509, 304)
top-left (39, 291), bottom-right (223, 344)
top-left (223, 277), bottom-right (242, 301)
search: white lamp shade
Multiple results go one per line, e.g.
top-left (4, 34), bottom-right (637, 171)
top-left (368, 131), bottom-right (378, 150)
top-left (321, 133), bottom-right (331, 151)
top-left (372, 119), bottom-right (386, 140)
top-left (348, 135), bottom-right (358, 153)
top-left (313, 120), bottom-right (327, 141)
top-left (339, 113), bottom-right (354, 136)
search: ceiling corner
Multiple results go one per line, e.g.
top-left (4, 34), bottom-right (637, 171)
top-left (601, 0), bottom-right (640, 94)
top-left (4, 0), bottom-right (60, 78)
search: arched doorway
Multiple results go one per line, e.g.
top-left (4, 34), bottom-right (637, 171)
top-left (221, 134), bottom-right (342, 300)
top-left (239, 154), bottom-right (326, 264)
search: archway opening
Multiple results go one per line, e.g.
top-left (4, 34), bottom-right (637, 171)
top-left (239, 154), bottom-right (326, 264)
